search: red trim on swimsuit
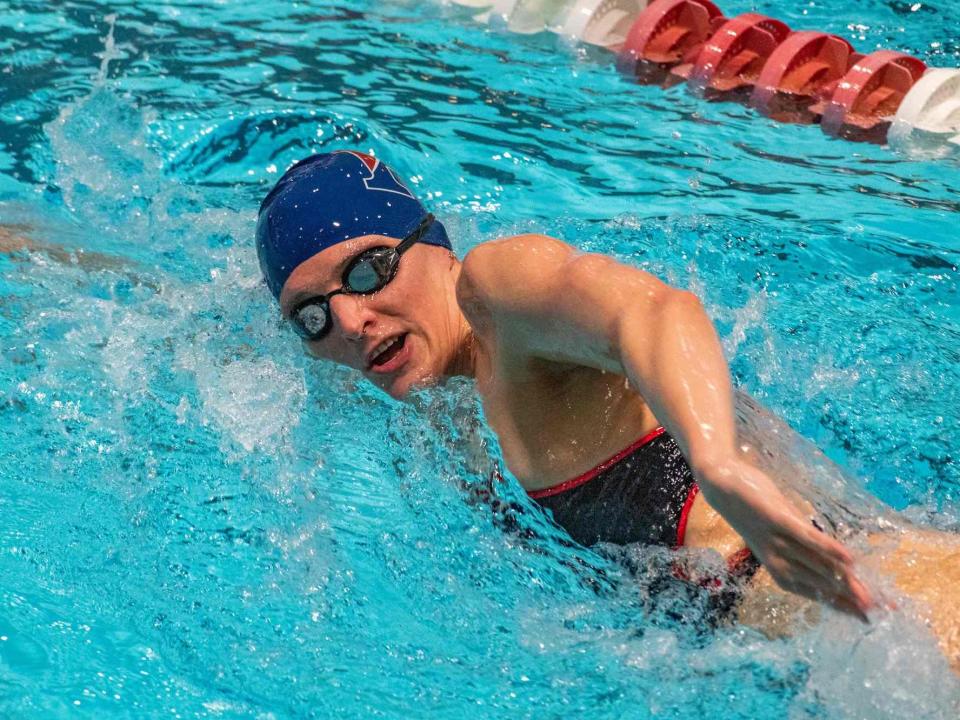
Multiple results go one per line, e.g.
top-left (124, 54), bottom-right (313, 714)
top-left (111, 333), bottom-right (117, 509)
top-left (527, 426), bottom-right (667, 500)
top-left (673, 485), bottom-right (757, 575)
top-left (726, 547), bottom-right (756, 575)
top-left (674, 483), bottom-right (700, 548)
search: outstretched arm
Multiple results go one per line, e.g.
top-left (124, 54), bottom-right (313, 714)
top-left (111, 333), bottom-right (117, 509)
top-left (1, 223), bottom-right (153, 286)
top-left (0, 224), bottom-right (31, 254)
top-left (459, 233), bottom-right (874, 619)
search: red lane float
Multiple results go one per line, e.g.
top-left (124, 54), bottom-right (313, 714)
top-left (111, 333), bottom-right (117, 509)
top-left (684, 13), bottom-right (791, 98)
top-left (617, 0), bottom-right (725, 86)
top-left (454, 0), bottom-right (952, 149)
top-left (749, 31), bottom-right (857, 123)
top-left (817, 50), bottom-right (927, 142)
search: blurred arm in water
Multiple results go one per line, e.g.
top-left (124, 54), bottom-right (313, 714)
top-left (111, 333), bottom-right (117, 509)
top-left (0, 223), bottom-right (156, 289)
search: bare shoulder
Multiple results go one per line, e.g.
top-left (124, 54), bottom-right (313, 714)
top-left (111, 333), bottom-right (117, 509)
top-left (457, 234), bottom-right (575, 316)
top-left (461, 233), bottom-right (573, 279)
top-left (457, 233), bottom-right (671, 320)
top-left (456, 233), bottom-right (684, 372)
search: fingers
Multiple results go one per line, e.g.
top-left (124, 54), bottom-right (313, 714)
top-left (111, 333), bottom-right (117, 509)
top-left (775, 518), bottom-right (876, 613)
top-left (809, 531), bottom-right (854, 567)
top-left (824, 593), bottom-right (870, 624)
top-left (846, 573), bottom-right (875, 613)
top-left (796, 548), bottom-right (874, 616)
top-left (716, 465), bottom-right (876, 618)
top-left (795, 542), bottom-right (869, 601)
top-left (761, 529), bottom-right (875, 619)
top-left (768, 566), bottom-right (870, 622)
top-left (782, 511), bottom-right (853, 566)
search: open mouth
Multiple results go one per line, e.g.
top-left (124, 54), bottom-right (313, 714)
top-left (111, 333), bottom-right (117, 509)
top-left (367, 333), bottom-right (409, 372)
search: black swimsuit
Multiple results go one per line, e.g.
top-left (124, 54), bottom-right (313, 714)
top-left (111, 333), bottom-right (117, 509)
top-left (527, 427), bottom-right (699, 548)
top-left (527, 427), bottom-right (760, 617)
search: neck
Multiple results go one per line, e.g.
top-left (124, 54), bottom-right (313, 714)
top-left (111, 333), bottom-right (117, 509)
top-left (446, 319), bottom-right (479, 380)
top-left (442, 259), bottom-right (480, 380)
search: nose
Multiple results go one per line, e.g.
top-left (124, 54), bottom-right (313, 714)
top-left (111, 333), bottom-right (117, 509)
top-left (328, 293), bottom-right (374, 341)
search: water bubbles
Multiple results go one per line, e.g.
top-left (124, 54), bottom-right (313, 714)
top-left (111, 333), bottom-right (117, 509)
top-left (209, 359), bottom-right (304, 453)
top-left (799, 605), bottom-right (960, 718)
top-left (174, 396), bottom-right (189, 425)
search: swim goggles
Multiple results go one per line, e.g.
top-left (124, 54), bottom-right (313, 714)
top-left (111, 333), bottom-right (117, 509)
top-left (287, 214), bottom-right (435, 341)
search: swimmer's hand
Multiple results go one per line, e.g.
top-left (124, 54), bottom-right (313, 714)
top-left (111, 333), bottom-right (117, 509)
top-left (696, 458), bottom-right (875, 622)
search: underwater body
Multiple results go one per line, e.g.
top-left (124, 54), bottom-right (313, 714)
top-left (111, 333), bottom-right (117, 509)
top-left (0, 0), bottom-right (959, 717)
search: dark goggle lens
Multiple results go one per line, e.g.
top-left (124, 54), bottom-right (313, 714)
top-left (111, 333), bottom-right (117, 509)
top-left (345, 249), bottom-right (397, 292)
top-left (292, 301), bottom-right (330, 339)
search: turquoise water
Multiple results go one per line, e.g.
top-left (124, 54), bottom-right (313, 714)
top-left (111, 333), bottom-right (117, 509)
top-left (1, 0), bottom-right (959, 717)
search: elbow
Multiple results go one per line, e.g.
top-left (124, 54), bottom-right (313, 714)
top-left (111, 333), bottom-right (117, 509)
top-left (613, 286), bottom-right (699, 355)
top-left (667, 289), bottom-right (706, 314)
top-left (620, 288), bottom-right (704, 337)
top-left (656, 290), bottom-right (712, 342)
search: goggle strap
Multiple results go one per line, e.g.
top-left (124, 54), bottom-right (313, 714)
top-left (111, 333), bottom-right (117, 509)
top-left (395, 213), bottom-right (434, 255)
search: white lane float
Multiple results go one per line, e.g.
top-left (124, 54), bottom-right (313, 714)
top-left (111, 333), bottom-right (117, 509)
top-left (889, 68), bottom-right (960, 152)
top-left (482, 0), bottom-right (574, 33)
top-left (558, 0), bottom-right (649, 49)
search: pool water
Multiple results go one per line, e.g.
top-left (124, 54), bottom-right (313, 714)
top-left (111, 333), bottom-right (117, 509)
top-left (1, 1), bottom-right (958, 717)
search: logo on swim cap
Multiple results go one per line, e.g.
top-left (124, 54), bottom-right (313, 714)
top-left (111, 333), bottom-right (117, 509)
top-left (340, 151), bottom-right (416, 200)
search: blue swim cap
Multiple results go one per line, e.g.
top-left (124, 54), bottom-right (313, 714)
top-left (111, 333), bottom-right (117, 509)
top-left (256, 151), bottom-right (451, 299)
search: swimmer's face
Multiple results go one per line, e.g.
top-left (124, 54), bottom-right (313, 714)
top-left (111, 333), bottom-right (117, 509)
top-left (279, 236), bottom-right (464, 399)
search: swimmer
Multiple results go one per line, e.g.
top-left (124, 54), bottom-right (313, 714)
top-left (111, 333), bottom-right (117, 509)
top-left (3, 151), bottom-right (955, 668)
top-left (255, 151), bottom-right (960, 670)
